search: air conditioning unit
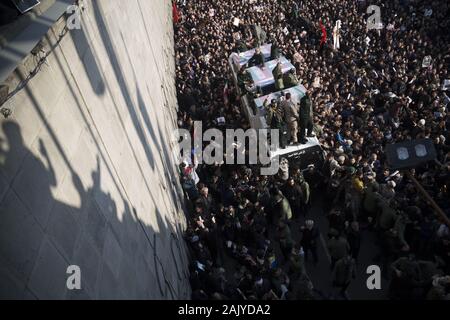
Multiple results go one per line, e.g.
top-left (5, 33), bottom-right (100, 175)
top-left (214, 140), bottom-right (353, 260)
top-left (11, 0), bottom-right (41, 14)
top-left (386, 139), bottom-right (437, 170)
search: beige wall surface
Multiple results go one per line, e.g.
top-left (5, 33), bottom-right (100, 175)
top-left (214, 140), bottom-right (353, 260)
top-left (0, 0), bottom-right (190, 300)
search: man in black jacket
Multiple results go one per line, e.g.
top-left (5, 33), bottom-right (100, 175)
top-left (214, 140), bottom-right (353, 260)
top-left (298, 94), bottom-right (315, 144)
top-left (249, 47), bottom-right (265, 67)
top-left (345, 221), bottom-right (361, 262)
top-left (300, 220), bottom-right (319, 265)
top-left (282, 178), bottom-right (303, 219)
top-left (332, 255), bottom-right (356, 300)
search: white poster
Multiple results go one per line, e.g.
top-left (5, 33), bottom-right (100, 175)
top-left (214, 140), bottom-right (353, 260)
top-left (217, 117), bottom-right (226, 124)
top-left (424, 9), bottom-right (433, 17)
top-left (422, 56), bottom-right (432, 68)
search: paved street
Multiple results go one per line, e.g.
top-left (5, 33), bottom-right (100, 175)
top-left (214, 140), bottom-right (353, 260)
top-left (218, 192), bottom-right (390, 300)
top-left (299, 197), bottom-right (389, 300)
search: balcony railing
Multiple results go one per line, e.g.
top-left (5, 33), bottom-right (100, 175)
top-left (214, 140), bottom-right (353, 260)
top-left (0, 0), bottom-right (74, 85)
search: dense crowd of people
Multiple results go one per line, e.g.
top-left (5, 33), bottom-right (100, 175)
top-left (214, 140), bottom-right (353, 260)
top-left (174, 0), bottom-right (450, 300)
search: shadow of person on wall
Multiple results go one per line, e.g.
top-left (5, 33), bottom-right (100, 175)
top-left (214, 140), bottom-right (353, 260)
top-left (0, 122), bottom-right (57, 227)
top-left (0, 121), bottom-right (78, 299)
top-left (0, 120), bottom-right (189, 299)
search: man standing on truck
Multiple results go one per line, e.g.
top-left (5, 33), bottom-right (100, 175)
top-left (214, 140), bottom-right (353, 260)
top-left (284, 68), bottom-right (299, 88)
top-left (272, 61), bottom-right (285, 91)
top-left (252, 24), bottom-right (267, 47)
top-left (264, 98), bottom-right (287, 149)
top-left (237, 66), bottom-right (253, 96)
top-left (280, 92), bottom-right (299, 145)
top-left (271, 40), bottom-right (281, 60)
top-left (298, 93), bottom-right (315, 144)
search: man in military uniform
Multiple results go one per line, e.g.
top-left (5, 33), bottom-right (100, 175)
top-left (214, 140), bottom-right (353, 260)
top-left (270, 41), bottom-right (281, 60)
top-left (272, 61), bottom-right (285, 91)
top-left (298, 94), bottom-right (315, 144)
top-left (252, 24), bottom-right (267, 47)
top-left (263, 98), bottom-right (288, 148)
top-left (237, 66), bottom-right (253, 96)
top-left (235, 34), bottom-right (248, 53)
top-left (389, 254), bottom-right (423, 299)
top-left (272, 191), bottom-right (293, 224)
top-left (280, 92), bottom-right (299, 145)
top-left (284, 68), bottom-right (299, 88)
top-left (332, 255), bottom-right (356, 299)
top-left (236, 40), bottom-right (248, 53)
top-left (249, 47), bottom-right (265, 67)
top-left (327, 229), bottom-right (351, 270)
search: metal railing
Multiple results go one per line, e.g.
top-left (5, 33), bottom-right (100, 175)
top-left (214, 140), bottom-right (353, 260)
top-left (0, 0), bottom-right (73, 85)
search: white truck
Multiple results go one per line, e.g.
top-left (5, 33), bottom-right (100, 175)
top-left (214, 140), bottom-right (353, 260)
top-left (228, 45), bottom-right (324, 168)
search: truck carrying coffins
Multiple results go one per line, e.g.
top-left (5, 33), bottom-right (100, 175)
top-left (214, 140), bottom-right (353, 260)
top-left (229, 45), bottom-right (324, 169)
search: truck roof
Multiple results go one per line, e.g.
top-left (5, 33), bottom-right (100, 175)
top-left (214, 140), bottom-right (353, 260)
top-left (228, 47), bottom-right (324, 167)
top-left (246, 56), bottom-right (295, 90)
top-left (248, 84), bottom-right (308, 130)
top-left (254, 85), bottom-right (308, 110)
top-left (229, 43), bottom-right (272, 72)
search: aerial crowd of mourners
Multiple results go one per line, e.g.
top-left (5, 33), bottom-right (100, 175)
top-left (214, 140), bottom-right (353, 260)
top-left (173, 0), bottom-right (450, 300)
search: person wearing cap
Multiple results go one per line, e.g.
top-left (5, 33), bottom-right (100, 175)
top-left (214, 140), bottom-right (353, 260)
top-left (300, 220), bottom-right (319, 265)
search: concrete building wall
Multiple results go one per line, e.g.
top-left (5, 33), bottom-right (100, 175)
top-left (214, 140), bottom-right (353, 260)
top-left (0, 0), bottom-right (190, 299)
